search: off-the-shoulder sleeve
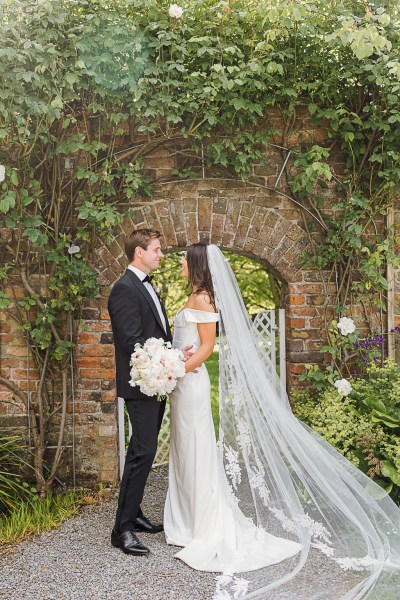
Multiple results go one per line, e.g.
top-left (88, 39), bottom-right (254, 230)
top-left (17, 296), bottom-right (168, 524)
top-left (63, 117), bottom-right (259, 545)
top-left (185, 309), bottom-right (219, 323)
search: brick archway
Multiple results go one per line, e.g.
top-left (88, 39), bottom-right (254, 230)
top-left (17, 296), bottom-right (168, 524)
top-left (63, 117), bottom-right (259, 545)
top-left (76, 178), bottom-right (328, 482)
top-left (99, 179), bottom-right (309, 284)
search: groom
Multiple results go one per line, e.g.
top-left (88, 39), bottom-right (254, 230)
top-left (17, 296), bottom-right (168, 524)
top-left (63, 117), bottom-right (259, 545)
top-left (108, 228), bottom-right (174, 556)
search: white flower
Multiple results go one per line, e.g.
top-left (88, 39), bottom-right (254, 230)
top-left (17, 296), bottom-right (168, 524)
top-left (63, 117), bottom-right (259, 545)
top-left (0, 165), bottom-right (5, 182)
top-left (129, 338), bottom-right (185, 398)
top-left (68, 244), bottom-right (80, 255)
top-left (169, 3), bottom-right (183, 18)
top-left (334, 378), bottom-right (352, 397)
top-left (337, 316), bottom-right (356, 336)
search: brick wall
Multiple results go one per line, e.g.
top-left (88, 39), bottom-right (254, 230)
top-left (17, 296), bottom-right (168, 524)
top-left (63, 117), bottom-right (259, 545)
top-left (1, 109), bottom-right (399, 485)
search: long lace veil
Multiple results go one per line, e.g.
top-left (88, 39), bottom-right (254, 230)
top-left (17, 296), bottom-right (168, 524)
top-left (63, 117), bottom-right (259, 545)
top-left (207, 244), bottom-right (400, 600)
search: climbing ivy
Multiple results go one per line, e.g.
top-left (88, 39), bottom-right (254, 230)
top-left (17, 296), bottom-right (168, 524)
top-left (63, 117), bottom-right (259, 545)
top-left (0, 0), bottom-right (399, 491)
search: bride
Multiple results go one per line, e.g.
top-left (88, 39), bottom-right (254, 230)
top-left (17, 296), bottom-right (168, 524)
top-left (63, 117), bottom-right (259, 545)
top-left (164, 243), bottom-right (400, 599)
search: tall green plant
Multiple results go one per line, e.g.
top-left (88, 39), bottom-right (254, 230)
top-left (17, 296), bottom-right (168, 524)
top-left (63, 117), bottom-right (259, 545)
top-left (0, 431), bottom-right (36, 511)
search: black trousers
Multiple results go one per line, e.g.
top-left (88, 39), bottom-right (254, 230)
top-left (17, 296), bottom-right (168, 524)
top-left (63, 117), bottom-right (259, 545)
top-left (114, 396), bottom-right (166, 532)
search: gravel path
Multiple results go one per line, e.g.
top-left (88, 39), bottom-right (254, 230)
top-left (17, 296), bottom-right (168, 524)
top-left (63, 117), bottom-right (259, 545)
top-left (1, 467), bottom-right (362, 600)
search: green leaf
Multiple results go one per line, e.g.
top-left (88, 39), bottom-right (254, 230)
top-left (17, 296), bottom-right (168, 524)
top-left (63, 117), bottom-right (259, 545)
top-left (0, 192), bottom-right (16, 214)
top-left (370, 410), bottom-right (400, 428)
top-left (50, 96), bottom-right (63, 109)
top-left (308, 103), bottom-right (318, 115)
top-left (381, 462), bottom-right (400, 486)
top-left (10, 170), bottom-right (18, 186)
top-left (0, 290), bottom-right (12, 310)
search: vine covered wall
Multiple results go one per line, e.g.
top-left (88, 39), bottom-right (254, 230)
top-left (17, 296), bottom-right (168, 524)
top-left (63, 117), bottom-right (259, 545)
top-left (0, 0), bottom-right (399, 486)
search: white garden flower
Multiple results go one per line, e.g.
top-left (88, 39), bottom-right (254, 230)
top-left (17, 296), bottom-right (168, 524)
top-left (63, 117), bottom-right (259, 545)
top-left (169, 3), bottom-right (183, 18)
top-left (0, 165), bottom-right (5, 182)
top-left (337, 316), bottom-right (356, 336)
top-left (334, 378), bottom-right (352, 397)
top-left (67, 244), bottom-right (80, 255)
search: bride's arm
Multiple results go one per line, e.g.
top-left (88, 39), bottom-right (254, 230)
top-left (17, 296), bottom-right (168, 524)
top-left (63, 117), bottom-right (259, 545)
top-left (184, 322), bottom-right (216, 373)
top-left (184, 294), bottom-right (217, 373)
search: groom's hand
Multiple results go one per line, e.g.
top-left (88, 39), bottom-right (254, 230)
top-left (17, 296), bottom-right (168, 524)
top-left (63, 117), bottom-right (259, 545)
top-left (182, 345), bottom-right (199, 373)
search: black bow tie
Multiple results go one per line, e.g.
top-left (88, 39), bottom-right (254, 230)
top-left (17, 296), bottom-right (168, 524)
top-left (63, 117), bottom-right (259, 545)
top-left (142, 274), bottom-right (153, 284)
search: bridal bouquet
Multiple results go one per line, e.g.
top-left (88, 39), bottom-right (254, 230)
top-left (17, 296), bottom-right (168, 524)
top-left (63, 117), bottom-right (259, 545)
top-left (129, 337), bottom-right (186, 398)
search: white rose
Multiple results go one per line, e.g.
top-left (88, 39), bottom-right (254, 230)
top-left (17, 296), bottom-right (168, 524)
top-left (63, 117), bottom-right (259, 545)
top-left (169, 4), bottom-right (183, 18)
top-left (334, 379), bottom-right (352, 397)
top-left (0, 165), bottom-right (5, 182)
top-left (337, 316), bottom-right (356, 336)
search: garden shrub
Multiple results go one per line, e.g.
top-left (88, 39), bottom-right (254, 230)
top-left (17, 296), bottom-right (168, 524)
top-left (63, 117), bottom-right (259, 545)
top-left (293, 362), bottom-right (400, 504)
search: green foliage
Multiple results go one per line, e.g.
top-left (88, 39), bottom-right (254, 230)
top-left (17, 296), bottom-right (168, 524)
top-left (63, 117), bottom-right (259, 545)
top-left (206, 350), bottom-right (220, 437)
top-left (351, 360), bottom-right (400, 423)
top-left (300, 318), bottom-right (396, 388)
top-left (223, 252), bottom-right (281, 315)
top-left (294, 359), bottom-right (400, 503)
top-left (0, 489), bottom-right (97, 546)
top-left (289, 146), bottom-right (332, 195)
top-left (0, 431), bottom-right (37, 512)
top-left (299, 363), bottom-right (338, 394)
top-left (293, 388), bottom-right (375, 468)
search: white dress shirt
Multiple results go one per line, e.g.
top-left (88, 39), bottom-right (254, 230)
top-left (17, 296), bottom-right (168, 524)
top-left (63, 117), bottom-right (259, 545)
top-left (128, 265), bottom-right (167, 333)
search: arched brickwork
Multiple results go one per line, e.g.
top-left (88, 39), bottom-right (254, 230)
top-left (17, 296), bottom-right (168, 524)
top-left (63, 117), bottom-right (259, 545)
top-left (76, 178), bottom-right (332, 482)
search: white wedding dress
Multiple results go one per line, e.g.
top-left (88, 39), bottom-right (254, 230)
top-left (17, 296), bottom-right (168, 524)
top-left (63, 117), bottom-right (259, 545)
top-left (163, 307), bottom-right (302, 573)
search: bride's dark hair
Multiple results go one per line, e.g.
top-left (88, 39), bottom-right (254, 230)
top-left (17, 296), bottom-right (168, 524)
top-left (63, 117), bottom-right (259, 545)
top-left (186, 243), bottom-right (216, 311)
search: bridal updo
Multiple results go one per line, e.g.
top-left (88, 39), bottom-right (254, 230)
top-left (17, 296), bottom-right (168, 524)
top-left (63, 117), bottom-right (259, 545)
top-left (186, 243), bottom-right (216, 311)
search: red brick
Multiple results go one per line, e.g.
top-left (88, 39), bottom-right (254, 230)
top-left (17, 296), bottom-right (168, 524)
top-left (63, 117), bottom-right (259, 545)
top-left (76, 357), bottom-right (100, 368)
top-left (80, 368), bottom-right (115, 380)
top-left (288, 363), bottom-right (306, 374)
top-left (76, 345), bottom-right (114, 358)
top-left (77, 333), bottom-right (100, 344)
top-left (84, 321), bottom-right (111, 332)
top-left (287, 317), bottom-right (305, 329)
top-left (288, 294), bottom-right (305, 305)
top-left (100, 308), bottom-right (111, 320)
top-left (198, 197), bottom-right (212, 231)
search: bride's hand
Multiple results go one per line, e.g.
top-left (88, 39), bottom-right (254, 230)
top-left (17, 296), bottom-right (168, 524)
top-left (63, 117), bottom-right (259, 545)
top-left (182, 345), bottom-right (199, 373)
top-left (182, 345), bottom-right (193, 360)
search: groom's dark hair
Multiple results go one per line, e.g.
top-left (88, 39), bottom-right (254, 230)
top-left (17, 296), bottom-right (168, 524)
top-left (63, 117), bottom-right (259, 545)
top-left (125, 228), bottom-right (161, 262)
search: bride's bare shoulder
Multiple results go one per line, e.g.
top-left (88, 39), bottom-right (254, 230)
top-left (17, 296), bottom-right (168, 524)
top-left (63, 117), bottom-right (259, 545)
top-left (193, 292), bottom-right (215, 313)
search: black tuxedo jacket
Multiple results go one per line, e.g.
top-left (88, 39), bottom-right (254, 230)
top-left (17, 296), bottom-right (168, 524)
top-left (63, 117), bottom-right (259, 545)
top-left (108, 269), bottom-right (173, 399)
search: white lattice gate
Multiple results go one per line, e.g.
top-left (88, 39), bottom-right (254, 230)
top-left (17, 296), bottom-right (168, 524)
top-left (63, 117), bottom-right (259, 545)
top-left (118, 309), bottom-right (286, 479)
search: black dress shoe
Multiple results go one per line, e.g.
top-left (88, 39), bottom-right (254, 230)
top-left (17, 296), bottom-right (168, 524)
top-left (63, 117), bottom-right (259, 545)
top-left (111, 528), bottom-right (150, 555)
top-left (132, 515), bottom-right (164, 534)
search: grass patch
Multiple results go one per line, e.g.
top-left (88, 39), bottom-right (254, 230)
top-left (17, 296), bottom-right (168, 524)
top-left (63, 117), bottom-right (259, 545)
top-left (206, 350), bottom-right (219, 436)
top-left (0, 489), bottom-right (99, 548)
